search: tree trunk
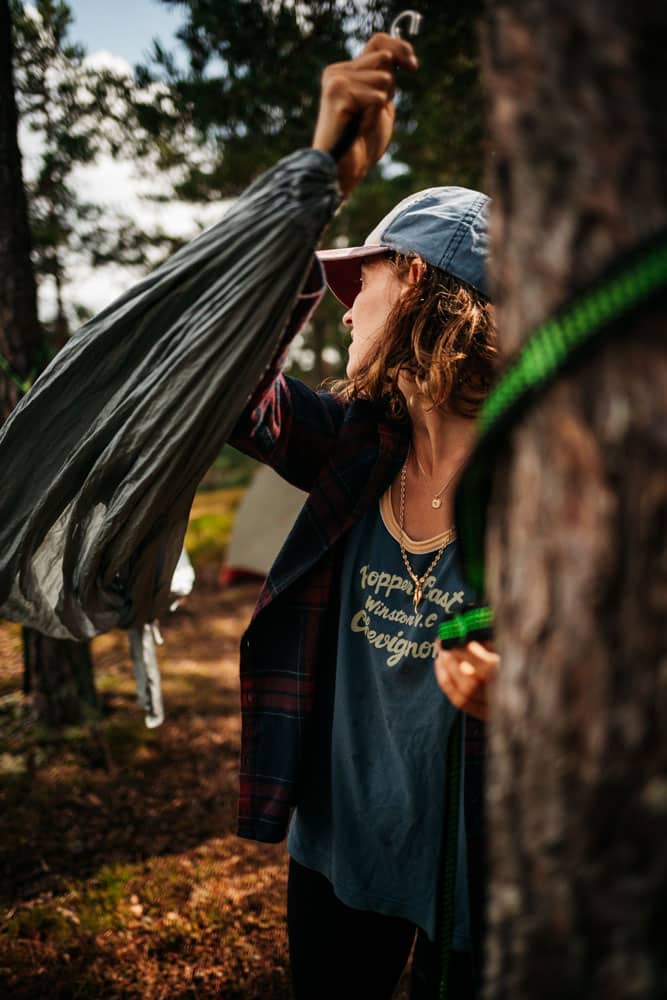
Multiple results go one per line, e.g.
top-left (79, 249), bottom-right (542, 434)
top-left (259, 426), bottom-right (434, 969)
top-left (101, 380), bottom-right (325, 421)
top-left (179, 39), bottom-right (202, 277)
top-left (53, 261), bottom-right (70, 347)
top-left (480, 2), bottom-right (667, 997)
top-left (483, 0), bottom-right (667, 1000)
top-left (0, 0), bottom-right (41, 419)
top-left (23, 628), bottom-right (98, 727)
top-left (0, 0), bottom-right (97, 726)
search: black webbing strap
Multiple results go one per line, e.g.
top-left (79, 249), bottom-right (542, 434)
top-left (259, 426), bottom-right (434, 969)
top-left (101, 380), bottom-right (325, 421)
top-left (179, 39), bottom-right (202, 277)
top-left (437, 711), bottom-right (463, 999)
top-left (439, 226), bottom-right (667, 649)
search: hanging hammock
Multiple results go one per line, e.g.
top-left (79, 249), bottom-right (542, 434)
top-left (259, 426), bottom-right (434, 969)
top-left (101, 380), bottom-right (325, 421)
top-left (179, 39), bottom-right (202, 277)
top-left (0, 149), bottom-right (339, 641)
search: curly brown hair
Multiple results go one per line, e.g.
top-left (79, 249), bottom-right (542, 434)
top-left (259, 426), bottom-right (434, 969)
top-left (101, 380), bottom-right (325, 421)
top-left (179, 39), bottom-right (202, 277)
top-left (328, 254), bottom-right (498, 423)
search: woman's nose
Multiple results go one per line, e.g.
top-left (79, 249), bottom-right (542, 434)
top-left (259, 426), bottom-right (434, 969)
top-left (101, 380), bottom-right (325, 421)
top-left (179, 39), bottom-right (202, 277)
top-left (342, 308), bottom-right (353, 327)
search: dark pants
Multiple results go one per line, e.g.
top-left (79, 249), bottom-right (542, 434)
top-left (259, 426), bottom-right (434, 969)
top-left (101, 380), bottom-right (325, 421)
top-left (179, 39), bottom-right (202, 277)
top-left (287, 857), bottom-right (474, 1000)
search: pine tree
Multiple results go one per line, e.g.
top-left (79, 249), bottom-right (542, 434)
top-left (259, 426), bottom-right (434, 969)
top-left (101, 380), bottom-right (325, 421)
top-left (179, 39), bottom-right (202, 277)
top-left (134, 0), bottom-right (485, 377)
top-left (1, 0), bottom-right (98, 727)
top-left (12, 0), bottom-right (173, 343)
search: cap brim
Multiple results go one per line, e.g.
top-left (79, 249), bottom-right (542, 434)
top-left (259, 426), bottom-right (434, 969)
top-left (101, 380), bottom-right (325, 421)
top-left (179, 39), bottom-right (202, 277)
top-left (316, 245), bottom-right (390, 308)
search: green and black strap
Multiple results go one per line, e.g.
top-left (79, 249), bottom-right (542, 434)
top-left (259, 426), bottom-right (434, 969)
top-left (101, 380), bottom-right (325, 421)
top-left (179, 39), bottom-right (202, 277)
top-left (439, 604), bottom-right (494, 650)
top-left (439, 226), bottom-right (667, 650)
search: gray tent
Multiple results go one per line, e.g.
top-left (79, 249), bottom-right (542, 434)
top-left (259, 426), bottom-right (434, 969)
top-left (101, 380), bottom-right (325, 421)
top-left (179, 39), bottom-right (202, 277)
top-left (219, 465), bottom-right (306, 586)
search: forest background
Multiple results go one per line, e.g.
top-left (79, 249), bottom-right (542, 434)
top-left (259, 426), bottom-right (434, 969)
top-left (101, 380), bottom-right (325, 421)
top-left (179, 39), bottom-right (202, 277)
top-left (1, 1), bottom-right (483, 996)
top-left (3, 3), bottom-right (665, 998)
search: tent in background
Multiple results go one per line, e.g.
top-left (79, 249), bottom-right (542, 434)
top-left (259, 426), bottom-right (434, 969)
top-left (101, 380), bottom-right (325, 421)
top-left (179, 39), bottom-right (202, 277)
top-left (219, 465), bottom-right (305, 587)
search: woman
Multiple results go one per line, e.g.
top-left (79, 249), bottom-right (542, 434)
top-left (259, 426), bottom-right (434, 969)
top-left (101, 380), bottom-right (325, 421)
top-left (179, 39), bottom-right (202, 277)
top-left (230, 32), bottom-right (500, 999)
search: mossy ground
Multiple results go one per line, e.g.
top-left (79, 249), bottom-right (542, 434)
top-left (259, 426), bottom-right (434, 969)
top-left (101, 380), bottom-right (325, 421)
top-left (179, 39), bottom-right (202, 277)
top-left (185, 487), bottom-right (245, 568)
top-left (0, 480), bottom-right (292, 999)
top-left (0, 487), bottom-right (412, 999)
top-left (0, 573), bottom-right (294, 999)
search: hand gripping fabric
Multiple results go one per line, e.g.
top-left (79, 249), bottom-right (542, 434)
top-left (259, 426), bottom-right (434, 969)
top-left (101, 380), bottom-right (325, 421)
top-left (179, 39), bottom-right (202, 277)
top-left (0, 150), bottom-right (340, 641)
top-left (439, 227), bottom-right (667, 651)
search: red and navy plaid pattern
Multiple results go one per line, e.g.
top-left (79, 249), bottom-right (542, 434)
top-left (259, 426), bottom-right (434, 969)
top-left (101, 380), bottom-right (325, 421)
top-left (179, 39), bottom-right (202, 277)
top-left (231, 370), bottom-right (409, 833)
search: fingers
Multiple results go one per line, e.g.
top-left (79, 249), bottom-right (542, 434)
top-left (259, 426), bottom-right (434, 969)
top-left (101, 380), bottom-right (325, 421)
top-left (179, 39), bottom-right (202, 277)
top-left (312, 31), bottom-right (418, 197)
top-left (433, 640), bottom-right (500, 722)
top-left (435, 649), bottom-right (484, 709)
top-left (321, 39), bottom-right (416, 106)
top-left (320, 69), bottom-right (396, 114)
top-left (459, 641), bottom-right (500, 682)
top-left (435, 653), bottom-right (487, 719)
top-left (362, 32), bottom-right (419, 72)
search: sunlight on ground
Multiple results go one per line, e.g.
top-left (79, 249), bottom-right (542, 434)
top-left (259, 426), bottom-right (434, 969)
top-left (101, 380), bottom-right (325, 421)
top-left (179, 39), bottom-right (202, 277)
top-left (0, 567), bottom-right (299, 998)
top-left (0, 484), bottom-right (412, 999)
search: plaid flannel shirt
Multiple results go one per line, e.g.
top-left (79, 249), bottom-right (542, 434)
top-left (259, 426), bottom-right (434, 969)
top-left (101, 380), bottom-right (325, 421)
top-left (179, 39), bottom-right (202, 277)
top-left (229, 274), bottom-right (487, 963)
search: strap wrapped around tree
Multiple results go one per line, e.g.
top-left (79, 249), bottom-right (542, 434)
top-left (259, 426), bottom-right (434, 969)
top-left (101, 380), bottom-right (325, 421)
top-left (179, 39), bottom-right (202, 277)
top-left (439, 227), bottom-right (667, 650)
top-left (0, 149), bottom-right (339, 641)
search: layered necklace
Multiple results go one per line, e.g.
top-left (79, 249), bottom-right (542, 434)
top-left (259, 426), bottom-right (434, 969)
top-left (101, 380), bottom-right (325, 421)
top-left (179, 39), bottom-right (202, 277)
top-left (398, 447), bottom-right (465, 612)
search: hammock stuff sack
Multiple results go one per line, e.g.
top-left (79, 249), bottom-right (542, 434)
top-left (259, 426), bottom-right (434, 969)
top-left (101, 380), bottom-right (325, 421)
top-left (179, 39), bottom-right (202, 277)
top-left (0, 149), bottom-right (339, 641)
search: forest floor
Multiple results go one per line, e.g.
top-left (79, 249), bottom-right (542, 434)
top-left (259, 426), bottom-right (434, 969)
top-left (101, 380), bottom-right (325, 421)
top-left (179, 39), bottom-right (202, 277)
top-left (0, 499), bottom-right (412, 998)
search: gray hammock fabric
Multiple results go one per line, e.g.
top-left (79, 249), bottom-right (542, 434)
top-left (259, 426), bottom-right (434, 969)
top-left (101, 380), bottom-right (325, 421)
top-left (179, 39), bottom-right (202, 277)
top-left (128, 546), bottom-right (195, 729)
top-left (0, 149), bottom-right (339, 641)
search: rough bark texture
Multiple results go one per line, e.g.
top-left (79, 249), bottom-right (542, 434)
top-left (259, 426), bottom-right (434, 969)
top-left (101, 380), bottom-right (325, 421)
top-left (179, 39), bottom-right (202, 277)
top-left (481, 2), bottom-right (667, 998)
top-left (0, 0), bottom-right (41, 419)
top-left (23, 628), bottom-right (98, 727)
top-left (0, 0), bottom-right (98, 726)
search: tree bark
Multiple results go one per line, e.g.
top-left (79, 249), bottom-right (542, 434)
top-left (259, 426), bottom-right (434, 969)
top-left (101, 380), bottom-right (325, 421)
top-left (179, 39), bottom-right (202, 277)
top-left (23, 628), bottom-right (98, 727)
top-left (53, 260), bottom-right (70, 347)
top-left (0, 0), bottom-right (41, 418)
top-left (0, 0), bottom-right (98, 726)
top-left (481, 2), bottom-right (667, 998)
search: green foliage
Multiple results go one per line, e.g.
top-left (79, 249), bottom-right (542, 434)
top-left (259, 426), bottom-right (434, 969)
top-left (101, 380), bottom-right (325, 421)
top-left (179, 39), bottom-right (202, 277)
top-left (325, 0), bottom-right (486, 255)
top-left (77, 863), bottom-right (139, 932)
top-left (367, 0), bottom-right (485, 190)
top-left (138, 0), bottom-right (484, 203)
top-left (5, 861), bottom-right (139, 946)
top-left (135, 0), bottom-right (358, 199)
top-left (11, 0), bottom-right (176, 339)
top-left (185, 485), bottom-right (246, 569)
top-left (186, 511), bottom-right (236, 569)
top-left (199, 444), bottom-right (258, 490)
top-left (134, 1), bottom-right (485, 376)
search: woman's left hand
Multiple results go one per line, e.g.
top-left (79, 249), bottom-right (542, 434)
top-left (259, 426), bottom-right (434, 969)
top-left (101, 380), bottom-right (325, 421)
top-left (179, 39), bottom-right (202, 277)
top-left (434, 640), bottom-right (499, 721)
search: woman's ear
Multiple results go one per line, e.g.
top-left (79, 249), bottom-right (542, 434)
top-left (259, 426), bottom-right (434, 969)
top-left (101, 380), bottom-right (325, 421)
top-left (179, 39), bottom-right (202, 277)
top-left (407, 256), bottom-right (427, 286)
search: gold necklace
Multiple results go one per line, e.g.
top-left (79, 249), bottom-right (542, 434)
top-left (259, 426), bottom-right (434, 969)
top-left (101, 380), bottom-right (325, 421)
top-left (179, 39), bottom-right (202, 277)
top-left (409, 445), bottom-right (466, 509)
top-left (398, 459), bottom-right (455, 612)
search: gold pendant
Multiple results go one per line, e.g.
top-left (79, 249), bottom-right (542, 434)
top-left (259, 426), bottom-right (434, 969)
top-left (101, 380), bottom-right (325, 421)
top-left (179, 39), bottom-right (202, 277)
top-left (413, 581), bottom-right (422, 612)
top-left (432, 497), bottom-right (442, 509)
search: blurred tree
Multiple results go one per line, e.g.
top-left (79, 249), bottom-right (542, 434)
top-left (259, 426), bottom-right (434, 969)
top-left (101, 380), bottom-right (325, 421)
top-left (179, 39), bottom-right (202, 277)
top-left (0, 0), bottom-right (97, 726)
top-left (482, 1), bottom-right (667, 996)
top-left (0, 0), bottom-right (42, 418)
top-left (135, 0), bottom-right (485, 377)
top-left (134, 0), bottom-right (355, 199)
top-left (11, 0), bottom-right (178, 345)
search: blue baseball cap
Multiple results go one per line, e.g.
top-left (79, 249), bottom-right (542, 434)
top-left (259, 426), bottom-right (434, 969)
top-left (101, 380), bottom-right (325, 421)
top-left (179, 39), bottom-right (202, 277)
top-left (317, 186), bottom-right (490, 307)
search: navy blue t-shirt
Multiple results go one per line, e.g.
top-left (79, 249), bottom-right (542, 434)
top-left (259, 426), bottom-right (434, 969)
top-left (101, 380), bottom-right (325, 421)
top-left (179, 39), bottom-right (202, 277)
top-left (288, 487), bottom-right (474, 944)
